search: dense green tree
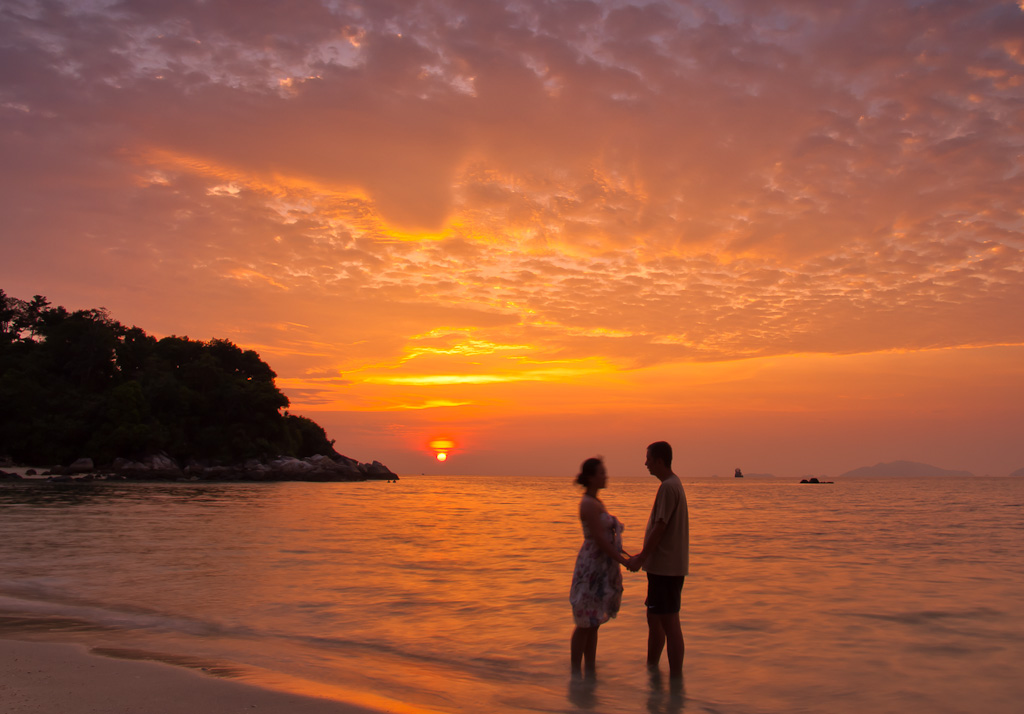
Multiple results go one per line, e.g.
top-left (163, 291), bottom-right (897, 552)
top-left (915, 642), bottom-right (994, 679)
top-left (282, 413), bottom-right (338, 458)
top-left (0, 290), bottom-right (338, 465)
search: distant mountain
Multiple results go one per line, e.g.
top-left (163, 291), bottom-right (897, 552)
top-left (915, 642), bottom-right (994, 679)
top-left (840, 460), bottom-right (974, 478)
top-left (1009, 467), bottom-right (1024, 478)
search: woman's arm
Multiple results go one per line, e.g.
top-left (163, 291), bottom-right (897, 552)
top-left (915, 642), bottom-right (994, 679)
top-left (580, 498), bottom-right (629, 566)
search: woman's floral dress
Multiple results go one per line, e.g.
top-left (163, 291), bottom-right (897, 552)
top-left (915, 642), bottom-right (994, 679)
top-left (569, 501), bottom-right (624, 627)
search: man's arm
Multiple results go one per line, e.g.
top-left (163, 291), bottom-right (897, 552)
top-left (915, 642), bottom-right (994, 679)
top-left (628, 482), bottom-right (680, 572)
top-left (628, 519), bottom-right (668, 572)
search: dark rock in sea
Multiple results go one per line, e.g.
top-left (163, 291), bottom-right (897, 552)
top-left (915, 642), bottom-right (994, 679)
top-left (800, 477), bottom-right (833, 484)
top-left (246, 454), bottom-right (396, 482)
top-left (15, 452), bottom-right (397, 484)
top-left (110, 452), bottom-right (184, 480)
top-left (108, 453), bottom-right (397, 483)
top-left (25, 469), bottom-right (37, 476)
top-left (0, 470), bottom-right (23, 480)
top-left (67, 457), bottom-right (95, 474)
top-left (361, 460), bottom-right (393, 477)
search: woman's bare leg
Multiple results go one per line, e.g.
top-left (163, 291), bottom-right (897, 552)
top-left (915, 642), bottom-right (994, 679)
top-left (584, 626), bottom-right (599, 673)
top-left (571, 626), bottom-right (589, 674)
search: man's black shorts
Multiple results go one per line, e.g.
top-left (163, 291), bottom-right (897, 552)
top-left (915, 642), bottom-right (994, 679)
top-left (645, 573), bottom-right (685, 615)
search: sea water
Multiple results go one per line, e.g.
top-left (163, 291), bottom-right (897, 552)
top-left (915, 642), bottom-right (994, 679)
top-left (1, 475), bottom-right (1022, 714)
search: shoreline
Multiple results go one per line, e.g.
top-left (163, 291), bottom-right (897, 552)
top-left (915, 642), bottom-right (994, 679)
top-left (0, 464), bottom-right (398, 484)
top-left (0, 638), bottom-right (407, 714)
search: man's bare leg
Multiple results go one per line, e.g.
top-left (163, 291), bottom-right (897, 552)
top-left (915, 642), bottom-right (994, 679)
top-left (646, 609), bottom-right (665, 668)
top-left (658, 613), bottom-right (684, 678)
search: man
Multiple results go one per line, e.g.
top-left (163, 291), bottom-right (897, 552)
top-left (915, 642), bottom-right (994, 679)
top-left (628, 441), bottom-right (689, 678)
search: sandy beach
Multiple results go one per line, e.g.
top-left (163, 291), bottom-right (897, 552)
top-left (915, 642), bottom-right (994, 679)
top-left (1, 639), bottom-right (383, 714)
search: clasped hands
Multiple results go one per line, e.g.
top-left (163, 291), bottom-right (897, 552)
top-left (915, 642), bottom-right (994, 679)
top-left (622, 553), bottom-right (643, 572)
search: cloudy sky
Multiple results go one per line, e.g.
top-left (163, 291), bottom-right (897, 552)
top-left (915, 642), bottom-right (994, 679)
top-left (2, 0), bottom-right (1023, 477)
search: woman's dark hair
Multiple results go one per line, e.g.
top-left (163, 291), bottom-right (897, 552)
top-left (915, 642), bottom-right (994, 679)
top-left (576, 457), bottom-right (603, 487)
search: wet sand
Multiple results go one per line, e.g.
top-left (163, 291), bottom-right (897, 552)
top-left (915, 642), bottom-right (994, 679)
top-left (1, 639), bottom-right (383, 714)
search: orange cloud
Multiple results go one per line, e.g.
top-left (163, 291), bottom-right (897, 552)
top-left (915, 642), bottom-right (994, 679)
top-left (4, 0), bottom-right (1024, 477)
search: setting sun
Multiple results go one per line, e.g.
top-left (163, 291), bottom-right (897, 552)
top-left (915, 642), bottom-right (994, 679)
top-left (429, 439), bottom-right (455, 463)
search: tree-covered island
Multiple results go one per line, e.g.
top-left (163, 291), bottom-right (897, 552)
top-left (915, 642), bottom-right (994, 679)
top-left (0, 290), bottom-right (395, 482)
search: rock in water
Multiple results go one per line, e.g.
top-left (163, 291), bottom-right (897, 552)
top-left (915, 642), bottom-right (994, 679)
top-left (68, 457), bottom-right (94, 474)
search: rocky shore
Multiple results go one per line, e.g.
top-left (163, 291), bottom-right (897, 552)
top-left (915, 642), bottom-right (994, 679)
top-left (0, 453), bottom-right (398, 483)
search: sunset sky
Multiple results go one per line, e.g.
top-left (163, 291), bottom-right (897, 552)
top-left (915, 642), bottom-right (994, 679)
top-left (2, 0), bottom-right (1023, 478)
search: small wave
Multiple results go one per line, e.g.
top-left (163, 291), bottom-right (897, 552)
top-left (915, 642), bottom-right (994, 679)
top-left (90, 646), bottom-right (250, 678)
top-left (0, 613), bottom-right (118, 635)
top-left (845, 607), bottom-right (1002, 625)
top-left (281, 630), bottom-right (532, 682)
top-left (0, 588), bottom-right (530, 685)
top-left (0, 591), bottom-right (251, 640)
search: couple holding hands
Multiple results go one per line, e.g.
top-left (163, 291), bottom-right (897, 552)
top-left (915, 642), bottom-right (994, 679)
top-left (569, 441), bottom-right (689, 679)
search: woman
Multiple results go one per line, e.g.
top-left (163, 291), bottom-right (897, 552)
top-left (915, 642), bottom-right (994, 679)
top-left (569, 457), bottom-right (630, 675)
